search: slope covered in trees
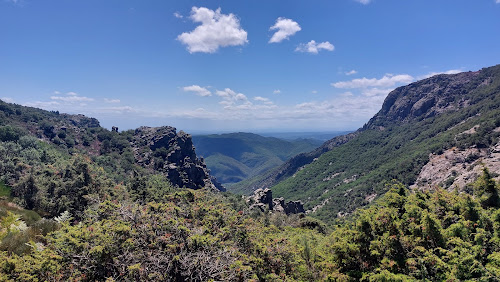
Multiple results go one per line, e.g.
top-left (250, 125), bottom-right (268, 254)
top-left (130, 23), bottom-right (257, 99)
top-left (240, 64), bottom-right (500, 224)
top-left (192, 132), bottom-right (321, 187)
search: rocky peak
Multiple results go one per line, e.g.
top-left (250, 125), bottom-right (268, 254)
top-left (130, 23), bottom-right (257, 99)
top-left (366, 70), bottom-right (488, 128)
top-left (131, 126), bottom-right (224, 191)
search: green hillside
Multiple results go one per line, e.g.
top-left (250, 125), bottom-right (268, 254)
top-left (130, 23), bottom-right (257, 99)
top-left (267, 65), bottom-right (500, 224)
top-left (2, 66), bottom-right (500, 280)
top-left (192, 132), bottom-right (322, 186)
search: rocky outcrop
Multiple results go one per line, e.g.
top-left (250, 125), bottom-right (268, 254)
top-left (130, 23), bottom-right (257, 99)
top-left (247, 188), bottom-right (304, 215)
top-left (131, 126), bottom-right (224, 191)
top-left (412, 127), bottom-right (500, 191)
top-left (365, 70), bottom-right (489, 128)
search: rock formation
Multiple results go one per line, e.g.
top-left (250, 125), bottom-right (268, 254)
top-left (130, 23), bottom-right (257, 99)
top-left (247, 188), bottom-right (304, 215)
top-left (131, 126), bottom-right (224, 191)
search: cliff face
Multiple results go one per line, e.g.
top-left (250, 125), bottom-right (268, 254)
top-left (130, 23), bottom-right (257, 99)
top-left (131, 126), bottom-right (224, 191)
top-left (366, 70), bottom-right (491, 127)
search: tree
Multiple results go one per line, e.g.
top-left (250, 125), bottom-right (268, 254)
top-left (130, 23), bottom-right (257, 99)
top-left (474, 167), bottom-right (499, 208)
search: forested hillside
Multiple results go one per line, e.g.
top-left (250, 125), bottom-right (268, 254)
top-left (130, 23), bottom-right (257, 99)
top-left (242, 65), bottom-right (500, 224)
top-left (192, 132), bottom-right (321, 187)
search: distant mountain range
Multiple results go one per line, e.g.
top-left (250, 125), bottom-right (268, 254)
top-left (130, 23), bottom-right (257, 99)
top-left (192, 132), bottom-right (325, 187)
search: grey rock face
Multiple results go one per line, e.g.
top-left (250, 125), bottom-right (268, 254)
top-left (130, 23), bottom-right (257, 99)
top-left (247, 188), bottom-right (304, 215)
top-left (131, 126), bottom-right (224, 191)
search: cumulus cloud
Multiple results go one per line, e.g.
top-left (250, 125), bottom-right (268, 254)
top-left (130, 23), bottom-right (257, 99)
top-left (295, 40), bottom-right (334, 54)
top-left (345, 70), bottom-right (358, 76)
top-left (269, 17), bottom-right (301, 43)
top-left (177, 7), bottom-right (248, 53)
top-left (216, 88), bottom-right (252, 109)
top-left (183, 85), bottom-right (212, 97)
top-left (50, 92), bottom-right (94, 102)
top-left (332, 74), bottom-right (414, 89)
top-left (273, 89), bottom-right (281, 94)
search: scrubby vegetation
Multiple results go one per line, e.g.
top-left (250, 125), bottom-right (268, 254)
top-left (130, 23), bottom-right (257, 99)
top-left (1, 169), bottom-right (500, 280)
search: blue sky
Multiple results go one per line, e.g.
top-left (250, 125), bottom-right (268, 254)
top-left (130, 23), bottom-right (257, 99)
top-left (1, 0), bottom-right (500, 133)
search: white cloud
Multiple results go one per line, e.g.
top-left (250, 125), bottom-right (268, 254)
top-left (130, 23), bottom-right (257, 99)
top-left (254, 96), bottom-right (269, 102)
top-left (1, 97), bottom-right (14, 103)
top-left (354, 0), bottom-right (372, 4)
top-left (99, 106), bottom-right (135, 114)
top-left (361, 88), bottom-right (393, 97)
top-left (418, 69), bottom-right (462, 80)
top-left (104, 98), bottom-right (121, 103)
top-left (332, 74), bottom-right (414, 89)
top-left (173, 12), bottom-right (183, 19)
top-left (269, 17), bottom-right (301, 43)
top-left (183, 85), bottom-right (212, 97)
top-left (295, 40), bottom-right (334, 54)
top-left (496, 0), bottom-right (500, 4)
top-left (177, 7), bottom-right (248, 53)
top-left (273, 89), bottom-right (281, 94)
top-left (254, 96), bottom-right (275, 105)
top-left (24, 101), bottom-right (60, 108)
top-left (345, 70), bottom-right (358, 76)
top-left (216, 88), bottom-right (252, 109)
top-left (50, 92), bottom-right (94, 102)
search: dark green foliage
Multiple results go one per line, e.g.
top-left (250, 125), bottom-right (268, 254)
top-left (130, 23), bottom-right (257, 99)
top-left (192, 132), bottom-right (321, 187)
top-left (474, 167), bottom-right (500, 208)
top-left (0, 126), bottom-right (23, 142)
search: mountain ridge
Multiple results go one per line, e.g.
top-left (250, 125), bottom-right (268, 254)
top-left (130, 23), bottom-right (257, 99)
top-left (237, 64), bottom-right (500, 223)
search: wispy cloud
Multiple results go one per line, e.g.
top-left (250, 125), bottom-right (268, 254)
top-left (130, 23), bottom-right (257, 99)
top-left (99, 106), bottom-right (135, 114)
top-left (177, 7), bottom-right (248, 53)
top-left (418, 69), bottom-right (462, 80)
top-left (173, 12), bottom-right (183, 19)
top-left (1, 97), bottom-right (14, 103)
top-left (254, 96), bottom-right (274, 105)
top-left (345, 70), bottom-right (358, 76)
top-left (295, 40), bottom-right (334, 54)
top-left (273, 89), bottom-right (281, 94)
top-left (183, 85), bottom-right (212, 96)
top-left (332, 74), bottom-right (414, 89)
top-left (104, 98), bottom-right (121, 103)
top-left (50, 92), bottom-right (94, 102)
top-left (269, 18), bottom-right (301, 43)
top-left (354, 0), bottom-right (372, 4)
